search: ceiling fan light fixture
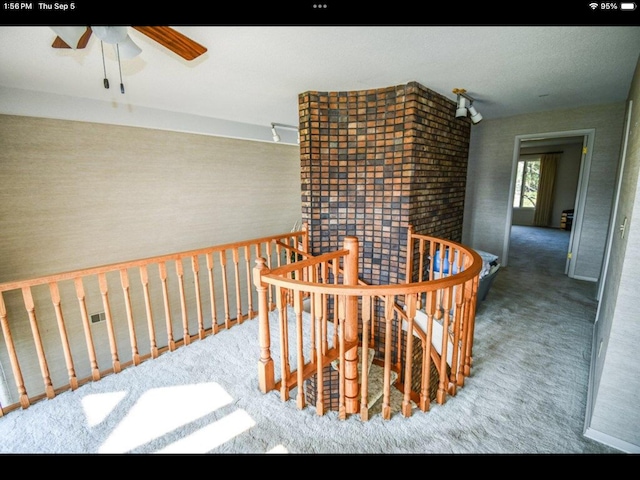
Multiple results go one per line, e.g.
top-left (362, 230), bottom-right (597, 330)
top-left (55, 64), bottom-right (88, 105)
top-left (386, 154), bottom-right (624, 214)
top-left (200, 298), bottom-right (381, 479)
top-left (91, 26), bottom-right (128, 45)
top-left (50, 26), bottom-right (86, 49)
top-left (115, 35), bottom-right (142, 59)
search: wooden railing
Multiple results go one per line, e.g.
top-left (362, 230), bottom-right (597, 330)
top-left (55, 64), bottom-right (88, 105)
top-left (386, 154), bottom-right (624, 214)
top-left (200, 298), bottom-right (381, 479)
top-left (0, 223), bottom-right (481, 423)
top-left (0, 228), bottom-right (308, 416)
top-left (253, 227), bottom-right (482, 420)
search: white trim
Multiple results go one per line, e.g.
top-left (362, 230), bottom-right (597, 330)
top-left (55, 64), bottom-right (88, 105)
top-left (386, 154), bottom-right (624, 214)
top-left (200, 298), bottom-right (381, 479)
top-left (570, 274), bottom-right (598, 282)
top-left (567, 132), bottom-right (595, 278)
top-left (584, 427), bottom-right (640, 453)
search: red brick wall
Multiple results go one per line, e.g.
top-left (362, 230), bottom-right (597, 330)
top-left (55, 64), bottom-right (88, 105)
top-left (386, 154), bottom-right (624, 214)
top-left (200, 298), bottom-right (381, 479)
top-left (299, 82), bottom-right (471, 285)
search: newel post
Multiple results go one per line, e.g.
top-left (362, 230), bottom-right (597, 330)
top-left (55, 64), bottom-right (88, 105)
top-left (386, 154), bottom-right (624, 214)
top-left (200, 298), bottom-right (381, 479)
top-left (253, 257), bottom-right (274, 393)
top-left (343, 236), bottom-right (360, 414)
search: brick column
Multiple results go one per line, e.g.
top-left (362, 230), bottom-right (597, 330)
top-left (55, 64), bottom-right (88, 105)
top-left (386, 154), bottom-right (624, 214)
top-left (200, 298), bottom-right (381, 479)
top-left (299, 82), bottom-right (471, 287)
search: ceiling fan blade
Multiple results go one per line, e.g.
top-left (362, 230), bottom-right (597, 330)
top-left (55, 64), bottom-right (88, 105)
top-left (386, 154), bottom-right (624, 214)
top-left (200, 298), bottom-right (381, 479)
top-left (132, 26), bottom-right (207, 61)
top-left (51, 26), bottom-right (92, 49)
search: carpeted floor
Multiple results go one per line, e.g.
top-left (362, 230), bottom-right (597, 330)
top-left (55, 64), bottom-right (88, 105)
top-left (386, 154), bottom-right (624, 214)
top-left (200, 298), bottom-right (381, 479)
top-left (0, 226), bottom-right (623, 454)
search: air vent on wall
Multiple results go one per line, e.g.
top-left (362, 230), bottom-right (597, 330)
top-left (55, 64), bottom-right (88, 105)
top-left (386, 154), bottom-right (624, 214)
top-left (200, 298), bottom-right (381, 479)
top-left (90, 312), bottom-right (106, 324)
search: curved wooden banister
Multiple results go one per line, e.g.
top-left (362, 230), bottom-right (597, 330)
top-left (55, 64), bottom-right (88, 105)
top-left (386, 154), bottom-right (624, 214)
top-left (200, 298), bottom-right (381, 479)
top-left (253, 230), bottom-right (482, 420)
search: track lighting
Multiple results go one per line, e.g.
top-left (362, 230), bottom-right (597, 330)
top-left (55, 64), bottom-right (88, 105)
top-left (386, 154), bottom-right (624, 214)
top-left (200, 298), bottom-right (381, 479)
top-left (455, 96), bottom-right (468, 118)
top-left (270, 123), bottom-right (299, 144)
top-left (467, 104), bottom-right (483, 124)
top-left (271, 125), bottom-right (280, 142)
top-left (453, 88), bottom-right (483, 124)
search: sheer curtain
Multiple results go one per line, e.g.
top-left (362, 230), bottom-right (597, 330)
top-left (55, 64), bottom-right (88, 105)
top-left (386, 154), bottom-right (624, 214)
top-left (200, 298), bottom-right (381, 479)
top-left (533, 153), bottom-right (560, 226)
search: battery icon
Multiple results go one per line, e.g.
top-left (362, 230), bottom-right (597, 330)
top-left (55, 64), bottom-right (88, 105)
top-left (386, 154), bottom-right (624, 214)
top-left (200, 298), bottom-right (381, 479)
top-left (621, 2), bottom-right (637, 9)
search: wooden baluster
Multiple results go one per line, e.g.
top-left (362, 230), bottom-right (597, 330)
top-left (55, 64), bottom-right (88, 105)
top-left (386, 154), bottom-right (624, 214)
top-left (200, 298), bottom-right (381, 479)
top-left (382, 294), bottom-right (394, 420)
top-left (402, 293), bottom-right (416, 417)
top-left (434, 243), bottom-right (446, 320)
top-left (369, 295), bottom-right (376, 346)
top-left (49, 282), bottom-right (78, 388)
top-left (439, 285), bottom-right (454, 399)
top-left (418, 237), bottom-right (425, 282)
top-left (463, 276), bottom-right (478, 376)
top-left (423, 289), bottom-right (436, 410)
top-left (405, 224), bottom-right (414, 283)
top-left (73, 279), bottom-right (100, 381)
top-left (443, 285), bottom-right (456, 395)
top-left (418, 238), bottom-right (422, 308)
top-left (205, 253), bottom-right (219, 334)
top-left (139, 266), bottom-right (158, 359)
top-left (265, 241), bottom-right (274, 309)
top-left (331, 259), bottom-right (339, 348)
top-left (175, 259), bottom-right (190, 345)
top-left (313, 290), bottom-right (325, 416)
top-left (276, 286), bottom-right (290, 401)
top-left (158, 263), bottom-right (176, 351)
top-left (451, 284), bottom-right (464, 387)
top-left (191, 256), bottom-right (205, 339)
top-left (21, 287), bottom-right (55, 398)
top-left (219, 250), bottom-right (231, 330)
top-left (245, 245), bottom-right (254, 319)
top-left (360, 295), bottom-right (371, 421)
top-left (337, 294), bottom-right (346, 420)
top-left (232, 248), bottom-right (243, 324)
top-left (293, 289), bottom-right (305, 410)
top-left (253, 257), bottom-right (274, 393)
top-left (0, 292), bottom-right (30, 409)
top-left (97, 274), bottom-right (121, 373)
top-left (308, 267), bottom-right (316, 358)
top-left (120, 269), bottom-right (140, 365)
top-left (275, 240), bottom-right (282, 268)
top-left (429, 241), bottom-right (436, 281)
top-left (320, 262), bottom-right (330, 352)
top-left (394, 295), bottom-right (403, 372)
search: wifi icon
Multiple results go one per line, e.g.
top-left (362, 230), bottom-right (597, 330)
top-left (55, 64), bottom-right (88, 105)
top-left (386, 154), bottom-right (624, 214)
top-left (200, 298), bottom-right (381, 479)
top-left (589, 2), bottom-right (599, 8)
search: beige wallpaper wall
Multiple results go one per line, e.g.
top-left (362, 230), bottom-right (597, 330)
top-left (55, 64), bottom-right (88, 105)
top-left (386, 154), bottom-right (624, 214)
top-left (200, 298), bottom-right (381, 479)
top-left (0, 115), bottom-right (301, 283)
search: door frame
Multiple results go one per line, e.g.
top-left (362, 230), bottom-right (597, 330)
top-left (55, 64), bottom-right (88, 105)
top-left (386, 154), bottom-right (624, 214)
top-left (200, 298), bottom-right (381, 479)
top-left (503, 128), bottom-right (596, 277)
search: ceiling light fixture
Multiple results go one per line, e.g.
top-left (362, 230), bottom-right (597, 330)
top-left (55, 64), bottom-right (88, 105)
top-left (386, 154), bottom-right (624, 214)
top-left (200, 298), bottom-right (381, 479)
top-left (51, 26), bottom-right (142, 95)
top-left (453, 88), bottom-right (483, 124)
top-left (271, 123), bottom-right (300, 144)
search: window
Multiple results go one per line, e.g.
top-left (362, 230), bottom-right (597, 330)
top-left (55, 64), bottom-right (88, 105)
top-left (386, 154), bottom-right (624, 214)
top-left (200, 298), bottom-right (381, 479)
top-left (513, 158), bottom-right (540, 208)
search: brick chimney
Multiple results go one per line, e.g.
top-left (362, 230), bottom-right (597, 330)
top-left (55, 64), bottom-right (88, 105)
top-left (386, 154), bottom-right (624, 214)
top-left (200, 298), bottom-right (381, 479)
top-left (299, 82), bottom-right (471, 286)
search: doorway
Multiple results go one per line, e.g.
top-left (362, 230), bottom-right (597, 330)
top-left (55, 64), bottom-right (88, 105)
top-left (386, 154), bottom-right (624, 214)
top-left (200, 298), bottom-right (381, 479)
top-left (503, 129), bottom-right (595, 278)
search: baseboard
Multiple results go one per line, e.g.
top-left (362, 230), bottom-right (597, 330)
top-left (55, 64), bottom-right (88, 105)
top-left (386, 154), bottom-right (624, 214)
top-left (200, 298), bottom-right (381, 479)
top-left (584, 427), bottom-right (640, 453)
top-left (570, 274), bottom-right (598, 282)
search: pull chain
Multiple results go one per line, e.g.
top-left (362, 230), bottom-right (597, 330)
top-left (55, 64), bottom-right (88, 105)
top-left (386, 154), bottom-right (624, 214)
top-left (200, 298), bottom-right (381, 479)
top-left (101, 41), bottom-right (109, 89)
top-left (116, 44), bottom-right (125, 94)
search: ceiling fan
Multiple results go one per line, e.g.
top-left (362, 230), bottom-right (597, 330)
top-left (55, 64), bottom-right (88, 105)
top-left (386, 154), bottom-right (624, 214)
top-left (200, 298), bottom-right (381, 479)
top-left (50, 26), bottom-right (207, 61)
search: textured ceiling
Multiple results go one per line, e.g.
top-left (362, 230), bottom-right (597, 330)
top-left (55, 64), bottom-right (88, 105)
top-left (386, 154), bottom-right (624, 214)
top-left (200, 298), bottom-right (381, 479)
top-left (1, 25), bottom-right (639, 129)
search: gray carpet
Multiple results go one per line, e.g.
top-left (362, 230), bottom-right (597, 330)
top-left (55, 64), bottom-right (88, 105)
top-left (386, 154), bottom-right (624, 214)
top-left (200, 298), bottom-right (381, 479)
top-left (0, 226), bottom-right (622, 454)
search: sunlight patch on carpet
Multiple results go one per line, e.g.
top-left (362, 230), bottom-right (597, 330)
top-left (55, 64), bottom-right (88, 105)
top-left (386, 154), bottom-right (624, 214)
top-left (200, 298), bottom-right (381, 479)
top-left (98, 382), bottom-right (233, 454)
top-left (82, 391), bottom-right (127, 427)
top-left (156, 409), bottom-right (256, 454)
